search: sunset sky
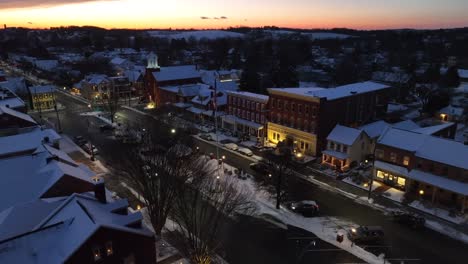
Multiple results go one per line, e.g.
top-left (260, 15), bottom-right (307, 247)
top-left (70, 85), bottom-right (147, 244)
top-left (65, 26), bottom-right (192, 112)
top-left (0, 0), bottom-right (467, 30)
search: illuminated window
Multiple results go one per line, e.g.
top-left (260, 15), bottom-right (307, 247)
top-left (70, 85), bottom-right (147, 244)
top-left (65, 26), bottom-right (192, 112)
top-left (93, 246), bottom-right (101, 261)
top-left (105, 241), bottom-right (113, 256)
top-left (377, 170), bottom-right (385, 179)
top-left (397, 177), bottom-right (406, 186)
top-left (403, 156), bottom-right (410, 166)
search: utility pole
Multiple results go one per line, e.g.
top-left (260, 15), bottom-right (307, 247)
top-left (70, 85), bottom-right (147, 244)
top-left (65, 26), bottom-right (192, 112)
top-left (53, 93), bottom-right (62, 133)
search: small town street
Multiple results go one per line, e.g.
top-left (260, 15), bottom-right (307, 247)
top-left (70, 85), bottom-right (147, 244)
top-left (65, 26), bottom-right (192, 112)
top-left (35, 91), bottom-right (468, 264)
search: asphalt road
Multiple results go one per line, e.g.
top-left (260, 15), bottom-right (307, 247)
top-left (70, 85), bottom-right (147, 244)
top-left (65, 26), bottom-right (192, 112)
top-left (38, 92), bottom-right (468, 264)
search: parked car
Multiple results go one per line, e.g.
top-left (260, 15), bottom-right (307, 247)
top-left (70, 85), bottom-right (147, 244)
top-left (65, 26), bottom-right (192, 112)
top-left (249, 162), bottom-right (270, 175)
top-left (99, 124), bottom-right (115, 132)
top-left (83, 143), bottom-right (99, 155)
top-left (349, 226), bottom-right (385, 243)
top-left (199, 133), bottom-right (212, 141)
top-left (290, 200), bottom-right (319, 216)
top-left (238, 147), bottom-right (253, 156)
top-left (224, 143), bottom-right (239, 151)
top-left (391, 211), bottom-right (425, 228)
top-left (73, 135), bottom-right (87, 146)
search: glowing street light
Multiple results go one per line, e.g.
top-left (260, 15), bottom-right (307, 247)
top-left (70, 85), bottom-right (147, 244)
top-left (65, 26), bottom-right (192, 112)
top-left (419, 190), bottom-right (424, 196)
top-left (222, 155), bottom-right (226, 160)
top-left (87, 104), bottom-right (91, 108)
top-left (136, 204), bottom-right (141, 210)
top-left (171, 128), bottom-right (176, 134)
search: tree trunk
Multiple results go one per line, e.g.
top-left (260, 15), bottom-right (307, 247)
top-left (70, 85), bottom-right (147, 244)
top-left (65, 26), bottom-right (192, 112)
top-left (276, 172), bottom-right (282, 209)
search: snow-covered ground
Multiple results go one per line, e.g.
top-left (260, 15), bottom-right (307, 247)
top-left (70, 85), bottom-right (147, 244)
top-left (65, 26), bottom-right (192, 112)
top-left (211, 162), bottom-right (387, 264)
top-left (147, 30), bottom-right (245, 40)
top-left (263, 29), bottom-right (352, 39)
top-left (382, 188), bottom-right (404, 203)
top-left (387, 103), bottom-right (408, 113)
top-left (402, 109), bottom-right (420, 120)
top-left (409, 200), bottom-right (466, 225)
top-left (80, 111), bottom-right (114, 126)
top-left (343, 177), bottom-right (382, 191)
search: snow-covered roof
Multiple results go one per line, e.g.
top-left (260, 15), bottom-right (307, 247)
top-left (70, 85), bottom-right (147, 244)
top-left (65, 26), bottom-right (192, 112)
top-left (0, 146), bottom-right (94, 212)
top-left (0, 105), bottom-right (37, 125)
top-left (29, 85), bottom-right (56, 94)
top-left (439, 105), bottom-right (465, 117)
top-left (378, 128), bottom-right (468, 170)
top-left (408, 169), bottom-right (468, 195)
top-left (152, 65), bottom-right (200, 82)
top-left (227, 91), bottom-right (269, 103)
top-left (269, 81), bottom-right (390, 101)
top-left (86, 74), bottom-right (109, 85)
top-left (34, 60), bottom-right (58, 71)
top-left (0, 77), bottom-right (27, 94)
top-left (392, 120), bottom-right (420, 130)
top-left (187, 106), bottom-right (204, 114)
top-left (0, 127), bottom-right (61, 157)
top-left (0, 97), bottom-right (25, 109)
top-left (327, 125), bottom-right (362, 145)
top-left (322, 149), bottom-right (348, 160)
top-left (411, 122), bottom-right (454, 135)
top-left (124, 70), bottom-right (143, 82)
top-left (110, 57), bottom-right (127, 65)
top-left (0, 194), bottom-right (152, 263)
top-left (359, 120), bottom-right (390, 138)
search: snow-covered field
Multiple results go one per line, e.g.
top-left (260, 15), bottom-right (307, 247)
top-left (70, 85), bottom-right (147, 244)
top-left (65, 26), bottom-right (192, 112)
top-left (147, 30), bottom-right (245, 40)
top-left (263, 29), bottom-right (352, 39)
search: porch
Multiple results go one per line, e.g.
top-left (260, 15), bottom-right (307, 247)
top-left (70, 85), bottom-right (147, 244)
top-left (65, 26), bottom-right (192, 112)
top-left (321, 150), bottom-right (350, 172)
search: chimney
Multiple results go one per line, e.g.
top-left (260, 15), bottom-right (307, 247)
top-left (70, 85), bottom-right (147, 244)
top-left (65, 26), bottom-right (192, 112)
top-left (94, 179), bottom-right (107, 203)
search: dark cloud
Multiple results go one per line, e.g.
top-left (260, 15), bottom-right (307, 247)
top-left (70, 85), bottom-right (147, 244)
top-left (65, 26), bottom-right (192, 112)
top-left (220, 16), bottom-right (228, 19)
top-left (200, 16), bottom-right (210, 20)
top-left (0, 0), bottom-right (115, 9)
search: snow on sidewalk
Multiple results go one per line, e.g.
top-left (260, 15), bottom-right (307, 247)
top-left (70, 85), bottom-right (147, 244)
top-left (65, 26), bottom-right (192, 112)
top-left (409, 200), bottom-right (466, 225)
top-left (217, 162), bottom-right (388, 264)
top-left (80, 111), bottom-right (114, 126)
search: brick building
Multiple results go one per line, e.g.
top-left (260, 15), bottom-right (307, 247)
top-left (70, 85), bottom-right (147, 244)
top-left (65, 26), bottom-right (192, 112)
top-left (222, 91), bottom-right (268, 139)
top-left (374, 128), bottom-right (468, 213)
top-left (267, 81), bottom-right (390, 156)
top-left (144, 53), bottom-right (201, 106)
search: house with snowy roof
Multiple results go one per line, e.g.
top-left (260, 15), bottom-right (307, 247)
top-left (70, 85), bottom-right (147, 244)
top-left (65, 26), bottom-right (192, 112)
top-left (374, 127), bottom-right (468, 213)
top-left (34, 59), bottom-right (59, 72)
top-left (0, 142), bottom-right (98, 212)
top-left (0, 86), bottom-right (26, 112)
top-left (0, 105), bottom-right (38, 136)
top-left (438, 104), bottom-right (465, 122)
top-left (144, 52), bottom-right (201, 106)
top-left (321, 125), bottom-right (371, 172)
top-left (0, 193), bottom-right (155, 264)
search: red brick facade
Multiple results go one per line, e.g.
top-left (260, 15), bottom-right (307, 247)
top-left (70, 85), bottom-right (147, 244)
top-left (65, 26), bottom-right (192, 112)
top-left (227, 94), bottom-right (267, 124)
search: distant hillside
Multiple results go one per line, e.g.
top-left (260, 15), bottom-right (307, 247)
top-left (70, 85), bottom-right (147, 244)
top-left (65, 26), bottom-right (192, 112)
top-left (147, 30), bottom-right (245, 40)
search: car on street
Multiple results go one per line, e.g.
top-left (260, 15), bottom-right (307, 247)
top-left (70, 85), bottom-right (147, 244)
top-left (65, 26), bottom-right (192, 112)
top-left (249, 162), bottom-right (270, 175)
top-left (238, 147), bottom-right (253, 156)
top-left (73, 136), bottom-right (87, 146)
top-left (391, 211), bottom-right (426, 228)
top-left (99, 124), bottom-right (115, 132)
top-left (289, 200), bottom-right (319, 216)
top-left (349, 226), bottom-right (385, 243)
top-left (224, 143), bottom-right (239, 151)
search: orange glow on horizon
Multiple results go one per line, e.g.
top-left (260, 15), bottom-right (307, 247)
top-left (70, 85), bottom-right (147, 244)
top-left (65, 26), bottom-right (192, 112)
top-left (0, 0), bottom-right (467, 30)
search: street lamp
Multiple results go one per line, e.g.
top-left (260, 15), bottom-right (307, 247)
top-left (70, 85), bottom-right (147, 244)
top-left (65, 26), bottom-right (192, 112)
top-left (171, 128), bottom-right (176, 134)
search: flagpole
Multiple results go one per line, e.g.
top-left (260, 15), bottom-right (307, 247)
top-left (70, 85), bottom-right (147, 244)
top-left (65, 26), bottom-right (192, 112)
top-left (214, 72), bottom-right (219, 162)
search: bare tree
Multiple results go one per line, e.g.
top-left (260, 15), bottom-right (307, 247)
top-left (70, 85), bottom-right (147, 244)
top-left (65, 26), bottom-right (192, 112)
top-left (170, 157), bottom-right (255, 264)
top-left (100, 91), bottom-right (120, 123)
top-left (256, 146), bottom-right (292, 209)
top-left (115, 123), bottom-right (195, 236)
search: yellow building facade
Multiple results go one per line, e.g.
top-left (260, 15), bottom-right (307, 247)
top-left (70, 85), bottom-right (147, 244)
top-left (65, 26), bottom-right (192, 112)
top-left (267, 122), bottom-right (318, 156)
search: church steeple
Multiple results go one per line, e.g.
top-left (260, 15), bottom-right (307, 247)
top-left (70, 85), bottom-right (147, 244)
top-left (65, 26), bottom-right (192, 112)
top-left (147, 52), bottom-right (160, 70)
